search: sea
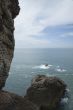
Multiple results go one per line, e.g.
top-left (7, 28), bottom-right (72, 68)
top-left (4, 48), bottom-right (73, 110)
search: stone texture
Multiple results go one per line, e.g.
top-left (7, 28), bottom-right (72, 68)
top-left (0, 90), bottom-right (39, 110)
top-left (26, 75), bottom-right (66, 110)
top-left (0, 90), bottom-right (14, 109)
top-left (0, 0), bottom-right (20, 89)
top-left (0, 1), bottom-right (38, 109)
top-left (0, 1), bottom-right (67, 110)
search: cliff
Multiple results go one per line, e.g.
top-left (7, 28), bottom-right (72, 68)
top-left (26, 75), bottom-right (67, 110)
top-left (0, 0), bottom-right (67, 110)
top-left (0, 1), bottom-right (38, 110)
top-left (0, 0), bottom-right (20, 89)
top-left (0, 0), bottom-right (38, 109)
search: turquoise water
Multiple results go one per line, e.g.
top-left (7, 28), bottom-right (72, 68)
top-left (4, 48), bottom-right (73, 110)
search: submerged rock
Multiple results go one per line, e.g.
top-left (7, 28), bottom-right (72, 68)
top-left (45, 64), bottom-right (48, 66)
top-left (26, 75), bottom-right (66, 110)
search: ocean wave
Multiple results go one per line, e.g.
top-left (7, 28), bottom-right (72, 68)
top-left (33, 64), bottom-right (53, 69)
top-left (65, 88), bottom-right (70, 92)
top-left (56, 68), bottom-right (67, 72)
top-left (60, 88), bottom-right (70, 105)
top-left (60, 97), bottom-right (69, 104)
top-left (33, 64), bottom-right (67, 72)
top-left (56, 65), bottom-right (67, 72)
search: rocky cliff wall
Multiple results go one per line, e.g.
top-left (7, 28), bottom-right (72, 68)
top-left (0, 0), bottom-right (20, 89)
top-left (0, 1), bottom-right (67, 110)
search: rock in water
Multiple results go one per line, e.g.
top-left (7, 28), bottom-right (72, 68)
top-left (0, 0), bottom-right (20, 89)
top-left (0, 1), bottom-right (67, 110)
top-left (26, 75), bottom-right (66, 110)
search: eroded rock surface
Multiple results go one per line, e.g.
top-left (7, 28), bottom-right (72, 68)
top-left (0, 90), bottom-right (39, 110)
top-left (0, 1), bottom-right (38, 110)
top-left (0, 0), bottom-right (20, 89)
top-left (0, 1), bottom-right (67, 110)
top-left (26, 75), bottom-right (66, 110)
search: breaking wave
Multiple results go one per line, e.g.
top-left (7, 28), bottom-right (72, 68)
top-left (33, 64), bottom-right (53, 69)
top-left (60, 97), bottom-right (69, 104)
top-left (56, 68), bottom-right (67, 72)
top-left (33, 64), bottom-right (67, 72)
top-left (56, 65), bottom-right (67, 72)
top-left (60, 88), bottom-right (70, 105)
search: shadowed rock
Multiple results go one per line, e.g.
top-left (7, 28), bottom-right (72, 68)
top-left (0, 1), bottom-right (38, 109)
top-left (0, 0), bottom-right (20, 89)
top-left (26, 75), bottom-right (66, 110)
top-left (0, 90), bottom-right (39, 110)
top-left (0, 1), bottom-right (39, 110)
top-left (0, 1), bottom-right (67, 110)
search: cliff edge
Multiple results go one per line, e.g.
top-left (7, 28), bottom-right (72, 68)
top-left (0, 1), bottom-right (38, 110)
top-left (0, 0), bottom-right (67, 110)
top-left (0, 0), bottom-right (20, 89)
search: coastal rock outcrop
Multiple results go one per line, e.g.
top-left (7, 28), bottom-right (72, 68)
top-left (0, 1), bottom-right (38, 110)
top-left (0, 0), bottom-right (20, 89)
top-left (26, 75), bottom-right (66, 110)
top-left (0, 90), bottom-right (39, 110)
top-left (0, 0), bottom-right (67, 110)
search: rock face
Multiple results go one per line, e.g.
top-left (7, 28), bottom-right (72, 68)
top-left (0, 0), bottom-right (20, 89)
top-left (0, 1), bottom-right (38, 110)
top-left (26, 75), bottom-right (66, 110)
top-left (0, 0), bottom-right (67, 110)
top-left (0, 90), bottom-right (39, 110)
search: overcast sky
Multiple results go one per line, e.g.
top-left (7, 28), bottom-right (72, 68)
top-left (14, 0), bottom-right (73, 48)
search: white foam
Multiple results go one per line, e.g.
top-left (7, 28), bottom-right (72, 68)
top-left (56, 68), bottom-right (67, 72)
top-left (66, 88), bottom-right (70, 92)
top-left (60, 97), bottom-right (69, 104)
top-left (40, 65), bottom-right (50, 69)
top-left (33, 64), bottom-right (53, 69)
top-left (48, 65), bottom-right (53, 67)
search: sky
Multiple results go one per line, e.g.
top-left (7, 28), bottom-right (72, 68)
top-left (14, 0), bottom-right (73, 48)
